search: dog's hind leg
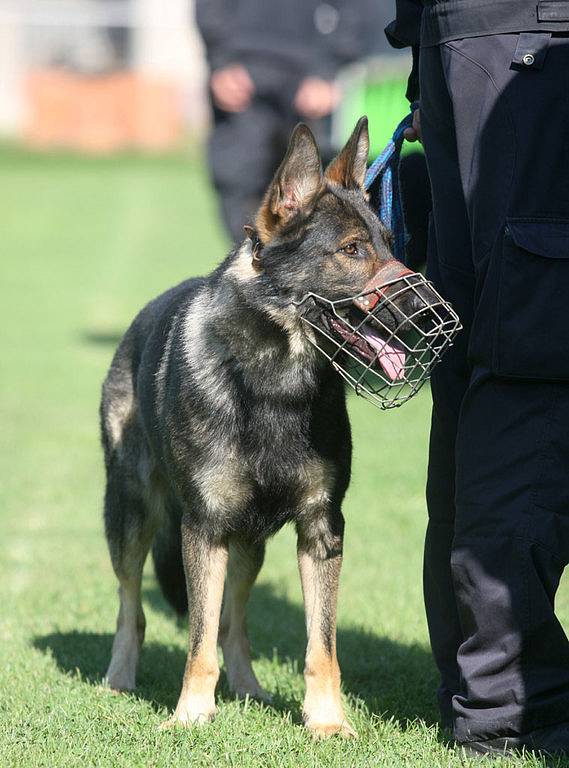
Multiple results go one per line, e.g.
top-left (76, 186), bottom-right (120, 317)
top-left (162, 521), bottom-right (228, 727)
top-left (219, 540), bottom-right (270, 702)
top-left (297, 515), bottom-right (356, 739)
top-left (104, 467), bottom-right (160, 693)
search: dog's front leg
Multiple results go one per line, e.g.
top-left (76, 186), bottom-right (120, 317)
top-left (161, 520), bottom-right (228, 728)
top-left (297, 516), bottom-right (356, 739)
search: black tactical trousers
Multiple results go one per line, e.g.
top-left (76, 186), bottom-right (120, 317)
top-left (421, 33), bottom-right (569, 743)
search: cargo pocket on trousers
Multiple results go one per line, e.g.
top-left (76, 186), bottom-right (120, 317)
top-left (494, 219), bottom-right (569, 379)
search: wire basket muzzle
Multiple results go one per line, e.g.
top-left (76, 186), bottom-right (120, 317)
top-left (296, 263), bottom-right (462, 409)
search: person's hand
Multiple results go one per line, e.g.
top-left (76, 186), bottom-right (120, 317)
top-left (404, 108), bottom-right (422, 143)
top-left (210, 64), bottom-right (255, 113)
top-left (294, 77), bottom-right (341, 120)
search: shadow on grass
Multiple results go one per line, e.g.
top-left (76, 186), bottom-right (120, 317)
top-left (33, 580), bottom-right (439, 728)
top-left (81, 329), bottom-right (125, 346)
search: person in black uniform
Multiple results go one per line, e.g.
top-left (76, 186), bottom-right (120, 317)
top-left (387, 0), bottom-right (569, 757)
top-left (195, 0), bottom-right (379, 243)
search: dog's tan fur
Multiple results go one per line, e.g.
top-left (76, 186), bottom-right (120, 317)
top-left (219, 541), bottom-right (270, 701)
top-left (163, 540), bottom-right (228, 727)
top-left (298, 544), bottom-right (353, 737)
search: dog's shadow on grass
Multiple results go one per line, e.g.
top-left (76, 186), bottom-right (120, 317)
top-left (80, 329), bottom-right (125, 347)
top-left (33, 580), bottom-right (439, 729)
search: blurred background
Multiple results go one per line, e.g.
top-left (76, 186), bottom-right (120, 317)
top-left (0, 0), bottom-right (410, 154)
top-left (0, 0), bottom-right (422, 249)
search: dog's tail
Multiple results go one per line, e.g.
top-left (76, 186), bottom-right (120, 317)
top-left (151, 506), bottom-right (188, 616)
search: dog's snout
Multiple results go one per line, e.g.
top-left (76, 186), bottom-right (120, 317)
top-left (382, 276), bottom-right (442, 332)
top-left (407, 282), bottom-right (438, 320)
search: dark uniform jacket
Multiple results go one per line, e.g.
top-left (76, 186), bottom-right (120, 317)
top-left (196, 0), bottom-right (379, 80)
top-left (387, 0), bottom-right (569, 100)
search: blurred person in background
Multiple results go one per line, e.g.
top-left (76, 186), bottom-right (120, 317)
top-left (196, 0), bottom-right (379, 243)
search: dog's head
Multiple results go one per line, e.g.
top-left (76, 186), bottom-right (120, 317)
top-left (233, 118), bottom-right (460, 406)
top-left (253, 117), bottom-right (393, 303)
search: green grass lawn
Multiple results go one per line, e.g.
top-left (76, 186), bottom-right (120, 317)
top-left (0, 147), bottom-right (566, 768)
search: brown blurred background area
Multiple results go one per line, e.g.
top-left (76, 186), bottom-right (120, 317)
top-left (4, 0), bottom-right (208, 152)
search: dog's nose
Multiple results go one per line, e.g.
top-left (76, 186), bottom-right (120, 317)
top-left (385, 276), bottom-right (440, 332)
top-left (405, 281), bottom-right (442, 330)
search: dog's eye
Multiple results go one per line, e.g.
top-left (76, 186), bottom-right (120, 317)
top-left (341, 243), bottom-right (358, 257)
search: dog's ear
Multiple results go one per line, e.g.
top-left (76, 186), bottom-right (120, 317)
top-left (325, 116), bottom-right (369, 190)
top-left (256, 123), bottom-right (322, 243)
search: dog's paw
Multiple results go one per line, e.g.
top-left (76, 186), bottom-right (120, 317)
top-left (104, 668), bottom-right (136, 693)
top-left (304, 703), bottom-right (357, 740)
top-left (159, 698), bottom-right (216, 730)
top-left (221, 641), bottom-right (272, 704)
top-left (306, 719), bottom-right (358, 740)
top-left (104, 631), bottom-right (140, 692)
top-left (159, 713), bottom-right (213, 730)
top-left (231, 681), bottom-right (272, 705)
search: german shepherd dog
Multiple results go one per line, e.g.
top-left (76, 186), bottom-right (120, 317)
top-left (101, 117), bottom-right (434, 737)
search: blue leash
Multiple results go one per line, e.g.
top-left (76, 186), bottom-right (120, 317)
top-left (364, 106), bottom-right (417, 263)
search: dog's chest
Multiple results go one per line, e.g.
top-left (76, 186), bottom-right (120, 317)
top-left (191, 408), bottom-right (337, 538)
top-left (247, 449), bottom-right (336, 538)
top-left (249, 413), bottom-right (331, 498)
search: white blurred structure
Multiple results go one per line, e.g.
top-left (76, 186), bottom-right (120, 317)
top-left (0, 0), bottom-right (407, 152)
top-left (0, 0), bottom-right (209, 147)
